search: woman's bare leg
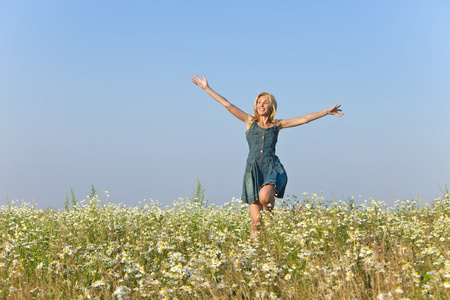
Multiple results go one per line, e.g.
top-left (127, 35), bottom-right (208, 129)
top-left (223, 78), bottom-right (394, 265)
top-left (258, 184), bottom-right (275, 227)
top-left (249, 201), bottom-right (263, 241)
top-left (248, 185), bottom-right (275, 241)
top-left (259, 184), bottom-right (275, 211)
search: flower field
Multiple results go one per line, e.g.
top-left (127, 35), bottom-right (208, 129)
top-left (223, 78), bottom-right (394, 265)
top-left (1, 191), bottom-right (450, 299)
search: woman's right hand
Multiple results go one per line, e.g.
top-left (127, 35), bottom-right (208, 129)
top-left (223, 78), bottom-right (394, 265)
top-left (191, 74), bottom-right (208, 90)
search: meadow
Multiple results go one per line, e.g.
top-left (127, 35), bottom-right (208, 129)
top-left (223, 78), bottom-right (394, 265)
top-left (1, 188), bottom-right (449, 299)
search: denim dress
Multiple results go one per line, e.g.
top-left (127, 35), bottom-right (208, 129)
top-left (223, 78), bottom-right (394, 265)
top-left (241, 122), bottom-right (288, 204)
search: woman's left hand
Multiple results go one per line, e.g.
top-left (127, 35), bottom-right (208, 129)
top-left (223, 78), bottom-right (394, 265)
top-left (329, 102), bottom-right (344, 117)
top-left (191, 74), bottom-right (208, 90)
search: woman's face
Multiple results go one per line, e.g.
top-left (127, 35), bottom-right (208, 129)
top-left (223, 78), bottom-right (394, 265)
top-left (256, 96), bottom-right (272, 117)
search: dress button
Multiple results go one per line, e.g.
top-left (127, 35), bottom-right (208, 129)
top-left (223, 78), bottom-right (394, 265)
top-left (260, 150), bottom-right (263, 153)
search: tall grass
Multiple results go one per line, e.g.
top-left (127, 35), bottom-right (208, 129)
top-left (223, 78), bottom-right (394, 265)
top-left (1, 190), bottom-right (449, 299)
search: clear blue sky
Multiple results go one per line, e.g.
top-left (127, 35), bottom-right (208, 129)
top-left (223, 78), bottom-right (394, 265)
top-left (1, 0), bottom-right (449, 208)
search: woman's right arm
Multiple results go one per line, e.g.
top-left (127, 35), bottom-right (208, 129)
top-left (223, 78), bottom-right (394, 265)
top-left (191, 74), bottom-right (253, 126)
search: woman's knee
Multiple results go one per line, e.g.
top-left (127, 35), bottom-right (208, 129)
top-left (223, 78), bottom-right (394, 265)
top-left (258, 194), bottom-right (269, 205)
top-left (258, 185), bottom-right (274, 204)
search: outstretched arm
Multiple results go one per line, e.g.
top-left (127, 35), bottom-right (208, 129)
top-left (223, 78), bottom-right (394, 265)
top-left (191, 74), bottom-right (253, 126)
top-left (278, 102), bottom-right (343, 129)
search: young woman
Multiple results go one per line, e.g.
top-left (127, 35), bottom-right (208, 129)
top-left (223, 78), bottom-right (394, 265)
top-left (191, 74), bottom-right (343, 240)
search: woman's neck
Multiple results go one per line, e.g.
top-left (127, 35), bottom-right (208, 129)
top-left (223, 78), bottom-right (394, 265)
top-left (258, 116), bottom-right (271, 127)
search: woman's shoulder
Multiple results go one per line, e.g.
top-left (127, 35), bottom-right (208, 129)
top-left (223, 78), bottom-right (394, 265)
top-left (245, 118), bottom-right (257, 131)
top-left (273, 119), bottom-right (283, 130)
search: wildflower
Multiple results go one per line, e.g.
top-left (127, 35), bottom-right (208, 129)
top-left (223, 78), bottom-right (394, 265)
top-left (92, 279), bottom-right (105, 287)
top-left (269, 291), bottom-right (278, 299)
top-left (159, 288), bottom-right (169, 297)
top-left (413, 272), bottom-right (421, 283)
top-left (255, 290), bottom-right (266, 298)
top-left (150, 279), bottom-right (160, 285)
top-left (82, 287), bottom-right (92, 299)
top-left (248, 279), bottom-right (257, 287)
top-left (377, 292), bottom-right (392, 300)
top-left (285, 274), bottom-right (292, 280)
top-left (181, 285), bottom-right (193, 293)
top-left (394, 286), bottom-right (403, 294)
top-left (113, 286), bottom-right (130, 300)
top-left (444, 282), bottom-right (450, 288)
top-left (217, 282), bottom-right (228, 289)
top-left (63, 245), bottom-right (73, 255)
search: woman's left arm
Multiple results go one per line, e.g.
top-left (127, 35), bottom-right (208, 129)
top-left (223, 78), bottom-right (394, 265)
top-left (278, 102), bottom-right (343, 129)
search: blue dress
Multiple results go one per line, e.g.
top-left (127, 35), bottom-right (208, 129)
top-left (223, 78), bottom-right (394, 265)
top-left (241, 122), bottom-right (288, 204)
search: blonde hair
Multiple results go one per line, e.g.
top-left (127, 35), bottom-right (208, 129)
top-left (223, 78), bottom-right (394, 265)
top-left (253, 92), bottom-right (277, 123)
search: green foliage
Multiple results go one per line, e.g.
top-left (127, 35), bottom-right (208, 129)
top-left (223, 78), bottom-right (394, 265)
top-left (89, 184), bottom-right (96, 199)
top-left (71, 188), bottom-right (77, 208)
top-left (190, 178), bottom-right (207, 206)
top-left (64, 188), bottom-right (78, 211)
top-left (1, 191), bottom-right (450, 299)
top-left (64, 193), bottom-right (70, 211)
